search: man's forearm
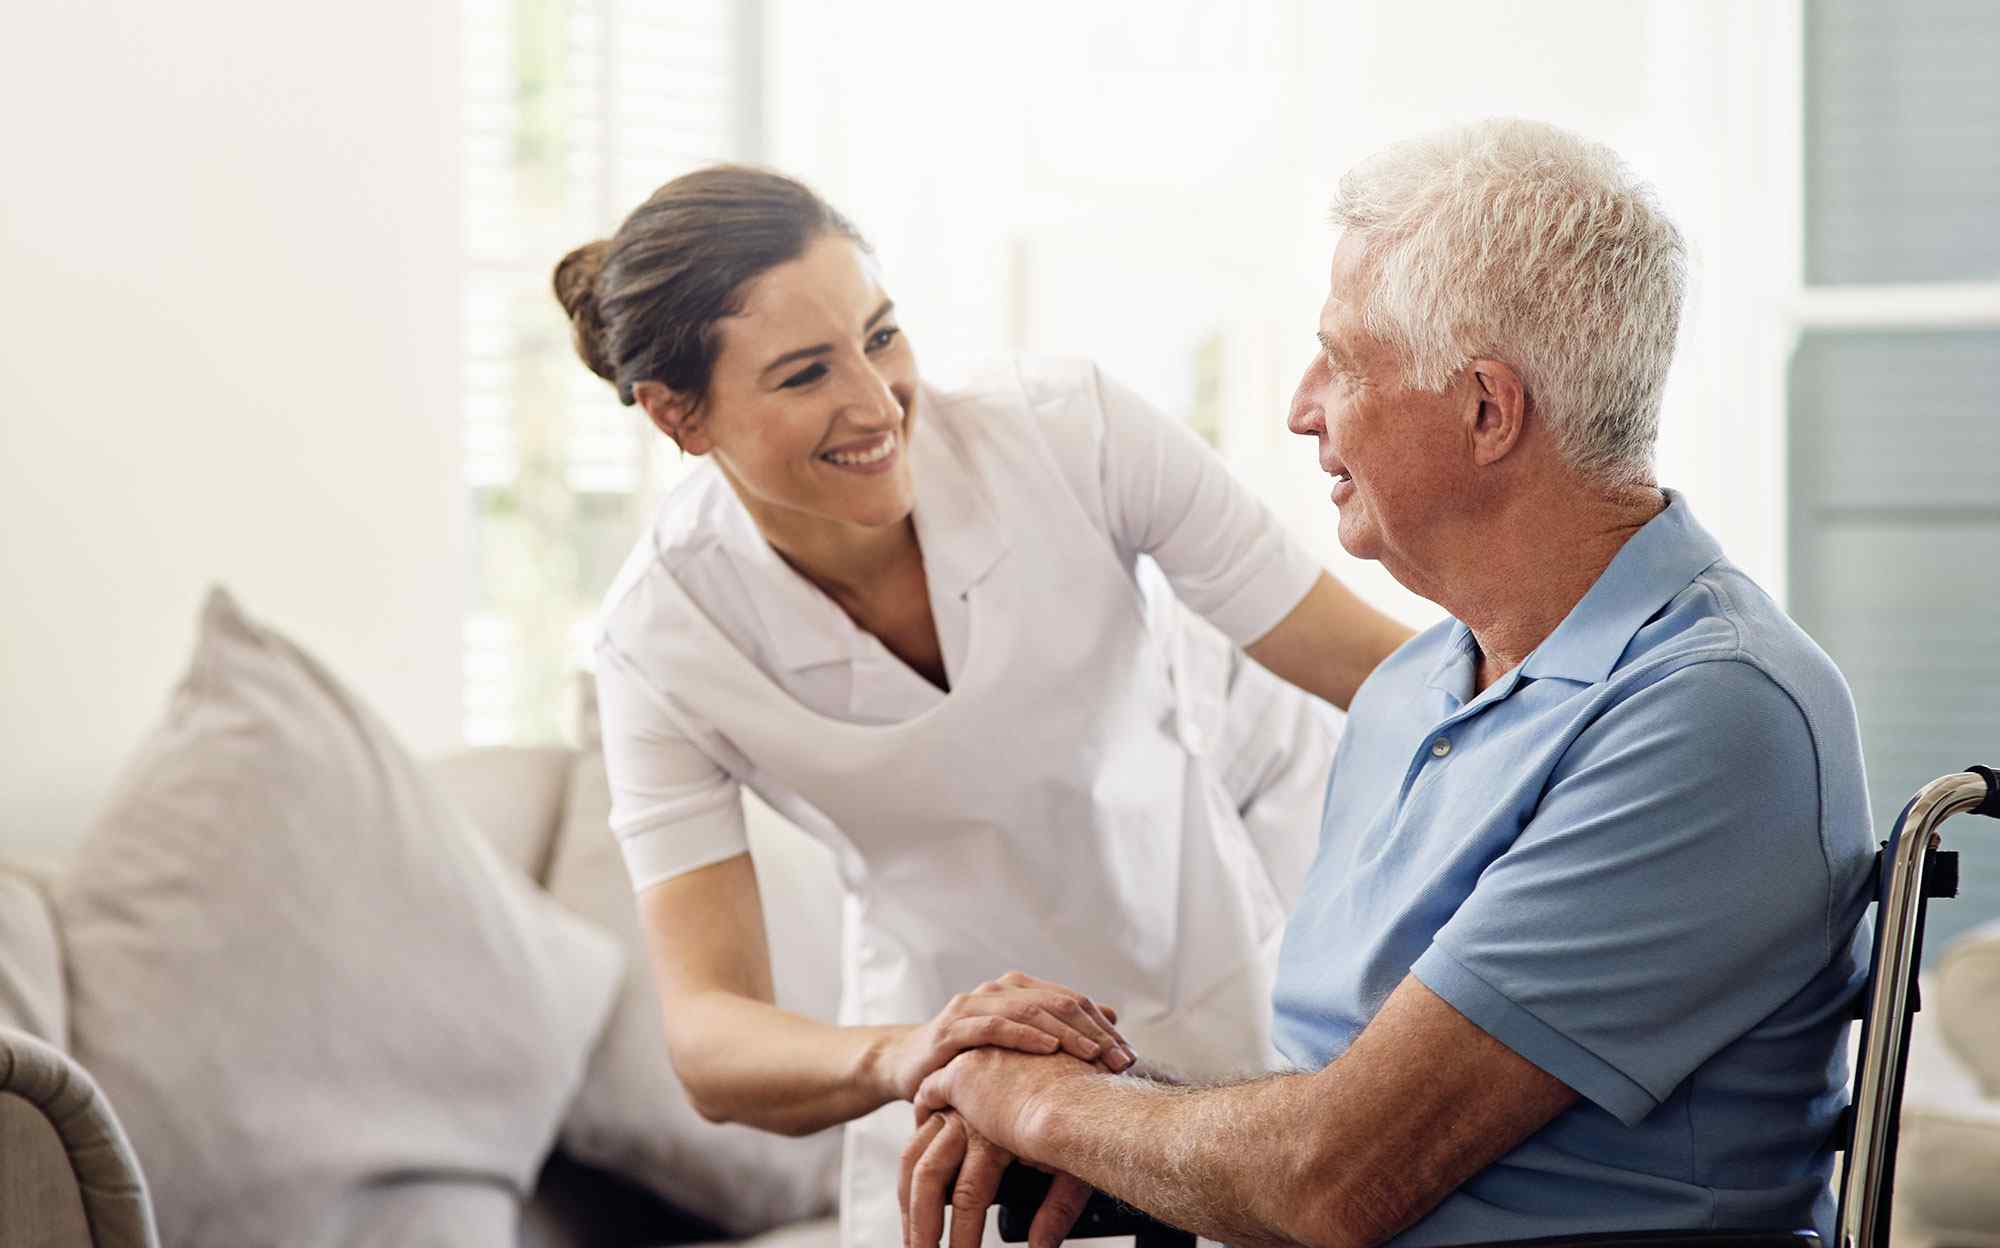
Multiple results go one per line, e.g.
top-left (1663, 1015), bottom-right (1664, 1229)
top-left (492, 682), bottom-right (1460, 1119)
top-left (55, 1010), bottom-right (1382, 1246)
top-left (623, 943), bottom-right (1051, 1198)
top-left (917, 980), bottom-right (1573, 1248)
top-left (1022, 1070), bottom-right (1382, 1248)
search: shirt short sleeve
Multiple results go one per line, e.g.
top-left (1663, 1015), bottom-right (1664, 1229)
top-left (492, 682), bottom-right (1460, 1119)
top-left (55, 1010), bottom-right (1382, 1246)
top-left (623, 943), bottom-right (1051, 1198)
top-left (1091, 365), bottom-right (1321, 646)
top-left (594, 640), bottom-right (750, 893)
top-left (1412, 659), bottom-right (1836, 1125)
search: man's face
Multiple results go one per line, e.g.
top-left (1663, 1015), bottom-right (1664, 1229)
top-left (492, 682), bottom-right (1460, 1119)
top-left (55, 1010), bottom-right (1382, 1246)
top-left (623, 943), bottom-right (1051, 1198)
top-left (1287, 234), bottom-right (1469, 581)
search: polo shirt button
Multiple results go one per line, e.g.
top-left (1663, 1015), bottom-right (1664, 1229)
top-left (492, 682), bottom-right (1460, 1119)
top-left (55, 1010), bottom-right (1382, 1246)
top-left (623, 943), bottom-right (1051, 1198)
top-left (1430, 737), bottom-right (1452, 758)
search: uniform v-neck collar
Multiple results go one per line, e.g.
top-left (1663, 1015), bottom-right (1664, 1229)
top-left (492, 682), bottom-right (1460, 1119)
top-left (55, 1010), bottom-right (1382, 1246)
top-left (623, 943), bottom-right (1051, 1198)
top-left (707, 381), bottom-right (1010, 674)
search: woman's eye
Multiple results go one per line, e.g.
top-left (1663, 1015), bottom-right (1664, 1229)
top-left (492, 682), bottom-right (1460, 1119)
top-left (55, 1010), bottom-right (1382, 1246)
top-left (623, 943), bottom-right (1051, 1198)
top-left (867, 326), bottom-right (901, 351)
top-left (780, 362), bottom-right (829, 389)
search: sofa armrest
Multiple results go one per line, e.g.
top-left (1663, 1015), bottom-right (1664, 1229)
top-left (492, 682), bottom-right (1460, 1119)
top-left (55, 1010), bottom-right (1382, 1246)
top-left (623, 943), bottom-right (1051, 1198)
top-left (0, 1025), bottom-right (159, 1248)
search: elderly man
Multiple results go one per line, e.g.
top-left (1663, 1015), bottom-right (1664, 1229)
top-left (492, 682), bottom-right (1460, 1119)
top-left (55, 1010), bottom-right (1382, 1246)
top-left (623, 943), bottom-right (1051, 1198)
top-left (901, 119), bottom-right (1875, 1248)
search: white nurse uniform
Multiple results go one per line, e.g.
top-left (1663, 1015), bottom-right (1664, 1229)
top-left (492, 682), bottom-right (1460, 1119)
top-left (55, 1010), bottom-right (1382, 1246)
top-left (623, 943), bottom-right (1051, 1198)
top-left (594, 356), bottom-right (1336, 1248)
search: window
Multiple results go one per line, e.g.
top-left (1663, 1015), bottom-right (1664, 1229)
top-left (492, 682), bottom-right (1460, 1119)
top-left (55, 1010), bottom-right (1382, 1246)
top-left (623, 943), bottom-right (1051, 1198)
top-left (1788, 0), bottom-right (2000, 958)
top-left (460, 0), bottom-right (759, 743)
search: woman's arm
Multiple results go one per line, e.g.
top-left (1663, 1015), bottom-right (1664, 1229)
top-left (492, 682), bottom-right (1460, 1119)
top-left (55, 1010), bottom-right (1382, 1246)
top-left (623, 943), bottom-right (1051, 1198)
top-left (1245, 572), bottom-right (1412, 710)
top-left (597, 641), bottom-right (1130, 1138)
top-left (636, 852), bottom-right (887, 1135)
top-left (639, 854), bottom-right (1133, 1137)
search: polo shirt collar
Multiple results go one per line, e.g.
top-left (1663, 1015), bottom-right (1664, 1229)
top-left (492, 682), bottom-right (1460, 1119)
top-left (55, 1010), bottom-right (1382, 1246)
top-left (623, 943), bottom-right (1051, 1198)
top-left (1517, 489), bottom-right (1723, 685)
top-left (708, 383), bottom-right (1008, 673)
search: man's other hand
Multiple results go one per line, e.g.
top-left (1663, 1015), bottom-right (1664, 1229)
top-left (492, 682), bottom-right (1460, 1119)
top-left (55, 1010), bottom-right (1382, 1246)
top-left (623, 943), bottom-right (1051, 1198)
top-left (899, 1107), bottom-right (1092, 1248)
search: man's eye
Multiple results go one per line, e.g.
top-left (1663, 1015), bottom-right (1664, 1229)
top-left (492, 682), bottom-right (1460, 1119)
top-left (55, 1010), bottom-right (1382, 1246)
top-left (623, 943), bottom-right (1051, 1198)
top-left (867, 326), bottom-right (901, 351)
top-left (780, 363), bottom-right (829, 389)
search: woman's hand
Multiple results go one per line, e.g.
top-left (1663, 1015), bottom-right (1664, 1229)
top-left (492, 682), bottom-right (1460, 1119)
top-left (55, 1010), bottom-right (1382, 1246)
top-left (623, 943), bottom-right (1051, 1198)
top-left (874, 971), bottom-right (1135, 1102)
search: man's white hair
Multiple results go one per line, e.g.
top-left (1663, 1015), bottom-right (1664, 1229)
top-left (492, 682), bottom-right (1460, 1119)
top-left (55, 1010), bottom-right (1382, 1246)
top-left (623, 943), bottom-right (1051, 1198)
top-left (1331, 119), bottom-right (1687, 486)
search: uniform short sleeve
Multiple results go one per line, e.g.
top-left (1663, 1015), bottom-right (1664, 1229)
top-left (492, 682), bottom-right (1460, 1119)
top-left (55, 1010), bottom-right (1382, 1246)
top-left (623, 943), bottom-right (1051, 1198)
top-left (1411, 659), bottom-right (1836, 1126)
top-left (1092, 365), bottom-right (1321, 646)
top-left (594, 640), bottom-right (749, 893)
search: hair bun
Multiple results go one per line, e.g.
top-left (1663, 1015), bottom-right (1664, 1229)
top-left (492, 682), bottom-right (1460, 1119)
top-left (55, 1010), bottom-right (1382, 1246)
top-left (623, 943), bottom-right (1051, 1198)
top-left (553, 240), bottom-right (618, 387)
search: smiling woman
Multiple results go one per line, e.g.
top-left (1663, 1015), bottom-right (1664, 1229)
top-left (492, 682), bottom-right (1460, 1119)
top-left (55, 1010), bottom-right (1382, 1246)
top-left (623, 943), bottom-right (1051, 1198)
top-left (552, 164), bottom-right (1412, 1247)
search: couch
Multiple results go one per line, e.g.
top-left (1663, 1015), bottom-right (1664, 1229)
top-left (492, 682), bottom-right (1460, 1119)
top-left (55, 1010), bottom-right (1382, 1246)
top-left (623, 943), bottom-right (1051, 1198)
top-left (4, 589), bottom-right (1998, 1247)
top-left (0, 734), bottom-right (852, 1247)
top-left (0, 589), bottom-right (845, 1248)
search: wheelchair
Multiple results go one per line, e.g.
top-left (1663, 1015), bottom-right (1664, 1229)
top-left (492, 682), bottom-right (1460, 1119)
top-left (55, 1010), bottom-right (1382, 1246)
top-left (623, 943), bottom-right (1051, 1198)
top-left (996, 765), bottom-right (2000, 1248)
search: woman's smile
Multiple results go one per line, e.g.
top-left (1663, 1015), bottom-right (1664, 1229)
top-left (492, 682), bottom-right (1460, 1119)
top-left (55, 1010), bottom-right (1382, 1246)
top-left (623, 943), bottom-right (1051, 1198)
top-left (820, 429), bottom-right (900, 474)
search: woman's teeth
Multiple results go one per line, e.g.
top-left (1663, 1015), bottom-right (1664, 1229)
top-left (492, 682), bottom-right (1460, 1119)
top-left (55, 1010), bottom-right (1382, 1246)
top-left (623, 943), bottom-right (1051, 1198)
top-left (824, 437), bottom-right (895, 466)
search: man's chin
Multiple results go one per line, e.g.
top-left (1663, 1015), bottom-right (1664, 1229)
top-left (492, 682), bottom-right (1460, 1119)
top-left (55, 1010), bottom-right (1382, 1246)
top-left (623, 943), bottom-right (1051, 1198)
top-left (1335, 516), bottom-right (1378, 562)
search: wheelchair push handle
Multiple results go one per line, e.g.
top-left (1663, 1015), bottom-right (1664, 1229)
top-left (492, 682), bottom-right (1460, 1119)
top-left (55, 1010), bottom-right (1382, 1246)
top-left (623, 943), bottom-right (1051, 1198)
top-left (1968, 765), bottom-right (2000, 818)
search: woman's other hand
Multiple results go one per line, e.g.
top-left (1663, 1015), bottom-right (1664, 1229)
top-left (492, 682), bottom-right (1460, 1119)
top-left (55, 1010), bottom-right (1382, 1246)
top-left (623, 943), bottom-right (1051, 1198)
top-left (874, 970), bottom-right (1134, 1101)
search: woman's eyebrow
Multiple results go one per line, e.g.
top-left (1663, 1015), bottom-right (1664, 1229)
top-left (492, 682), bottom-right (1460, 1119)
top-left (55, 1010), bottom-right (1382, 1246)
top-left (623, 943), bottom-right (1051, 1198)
top-left (762, 343), bottom-right (831, 376)
top-left (761, 300), bottom-right (897, 377)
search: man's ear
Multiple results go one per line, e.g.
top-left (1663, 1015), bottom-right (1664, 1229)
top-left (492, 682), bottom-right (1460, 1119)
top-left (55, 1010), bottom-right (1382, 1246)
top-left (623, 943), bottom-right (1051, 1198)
top-left (633, 380), bottom-right (711, 455)
top-left (1465, 358), bottom-right (1527, 467)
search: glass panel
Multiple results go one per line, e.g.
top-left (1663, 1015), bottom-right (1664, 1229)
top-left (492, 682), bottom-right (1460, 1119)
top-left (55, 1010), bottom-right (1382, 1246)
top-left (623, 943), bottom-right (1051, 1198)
top-left (1805, 0), bottom-right (2000, 285)
top-left (1790, 329), bottom-right (2000, 962)
top-left (1790, 330), bottom-right (2000, 510)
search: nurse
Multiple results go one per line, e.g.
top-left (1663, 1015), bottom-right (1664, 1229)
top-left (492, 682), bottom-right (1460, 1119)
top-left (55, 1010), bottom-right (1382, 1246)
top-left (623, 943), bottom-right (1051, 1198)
top-left (555, 165), bottom-right (1410, 1247)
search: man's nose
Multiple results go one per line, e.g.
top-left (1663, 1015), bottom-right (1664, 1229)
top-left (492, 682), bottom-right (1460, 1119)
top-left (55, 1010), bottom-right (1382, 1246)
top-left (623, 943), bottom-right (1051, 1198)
top-left (1288, 360), bottom-right (1327, 437)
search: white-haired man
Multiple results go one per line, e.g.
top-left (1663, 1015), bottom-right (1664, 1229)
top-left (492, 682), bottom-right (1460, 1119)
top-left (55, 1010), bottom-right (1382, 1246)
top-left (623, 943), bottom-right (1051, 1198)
top-left (900, 120), bottom-right (1875, 1248)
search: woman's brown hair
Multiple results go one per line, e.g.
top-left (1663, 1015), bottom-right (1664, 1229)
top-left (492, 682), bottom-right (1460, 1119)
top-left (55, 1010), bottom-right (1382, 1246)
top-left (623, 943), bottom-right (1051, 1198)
top-left (553, 164), bottom-right (866, 407)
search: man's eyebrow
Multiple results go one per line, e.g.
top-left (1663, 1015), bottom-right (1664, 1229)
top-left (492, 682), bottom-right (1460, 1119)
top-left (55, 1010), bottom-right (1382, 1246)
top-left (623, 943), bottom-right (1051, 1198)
top-left (760, 299), bottom-right (897, 377)
top-left (1317, 330), bottom-right (1342, 360)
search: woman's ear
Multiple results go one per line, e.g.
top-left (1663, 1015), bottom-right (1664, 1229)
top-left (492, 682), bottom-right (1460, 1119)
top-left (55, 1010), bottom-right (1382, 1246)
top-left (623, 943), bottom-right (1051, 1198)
top-left (633, 381), bottom-right (711, 455)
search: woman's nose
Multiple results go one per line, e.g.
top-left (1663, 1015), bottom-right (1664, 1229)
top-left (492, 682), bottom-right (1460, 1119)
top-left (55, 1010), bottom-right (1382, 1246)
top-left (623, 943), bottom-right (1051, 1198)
top-left (840, 360), bottom-right (903, 427)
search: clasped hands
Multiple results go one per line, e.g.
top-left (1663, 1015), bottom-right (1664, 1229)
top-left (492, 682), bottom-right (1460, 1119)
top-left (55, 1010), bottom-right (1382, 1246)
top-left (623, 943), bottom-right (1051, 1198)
top-left (894, 971), bottom-right (1131, 1248)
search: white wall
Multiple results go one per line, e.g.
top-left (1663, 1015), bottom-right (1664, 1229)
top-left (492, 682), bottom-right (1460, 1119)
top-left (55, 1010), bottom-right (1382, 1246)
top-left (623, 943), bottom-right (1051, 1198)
top-left (0, 2), bottom-right (465, 853)
top-left (764, 0), bottom-right (1798, 627)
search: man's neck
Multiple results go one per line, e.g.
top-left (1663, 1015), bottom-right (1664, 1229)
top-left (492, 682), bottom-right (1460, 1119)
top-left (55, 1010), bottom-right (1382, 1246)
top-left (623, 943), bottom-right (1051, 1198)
top-left (1439, 482), bottom-right (1668, 694)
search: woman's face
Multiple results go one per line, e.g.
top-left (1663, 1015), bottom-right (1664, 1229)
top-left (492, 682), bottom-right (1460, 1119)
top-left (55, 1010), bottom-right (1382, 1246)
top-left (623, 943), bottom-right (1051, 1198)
top-left (652, 234), bottom-right (919, 534)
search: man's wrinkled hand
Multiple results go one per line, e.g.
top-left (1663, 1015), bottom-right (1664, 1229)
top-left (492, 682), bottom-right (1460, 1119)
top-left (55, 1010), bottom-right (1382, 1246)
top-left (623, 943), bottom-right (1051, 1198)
top-left (914, 1046), bottom-right (1097, 1159)
top-left (899, 1109), bottom-right (1093, 1248)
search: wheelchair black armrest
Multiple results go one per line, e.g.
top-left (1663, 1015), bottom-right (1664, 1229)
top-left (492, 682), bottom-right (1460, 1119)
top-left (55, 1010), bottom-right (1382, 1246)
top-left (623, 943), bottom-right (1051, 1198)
top-left (995, 1164), bottom-right (1193, 1244)
top-left (1435, 1235), bottom-right (1819, 1248)
top-left (996, 1164), bottom-right (1818, 1248)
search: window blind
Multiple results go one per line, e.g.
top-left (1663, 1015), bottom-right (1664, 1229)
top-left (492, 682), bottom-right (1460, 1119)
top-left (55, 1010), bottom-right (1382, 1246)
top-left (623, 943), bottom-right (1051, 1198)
top-left (460, 0), bottom-right (754, 744)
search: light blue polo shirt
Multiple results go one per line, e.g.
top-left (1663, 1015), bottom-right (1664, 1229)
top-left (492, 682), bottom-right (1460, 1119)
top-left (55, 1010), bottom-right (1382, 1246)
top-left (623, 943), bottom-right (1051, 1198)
top-left (1272, 492), bottom-right (1875, 1244)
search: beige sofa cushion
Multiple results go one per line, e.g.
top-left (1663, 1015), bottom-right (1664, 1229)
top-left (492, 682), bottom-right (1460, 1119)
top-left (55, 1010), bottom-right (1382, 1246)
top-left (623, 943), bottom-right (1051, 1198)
top-left (1893, 971), bottom-right (2000, 1248)
top-left (426, 745), bottom-right (576, 884)
top-left (1891, 1106), bottom-right (2000, 1248)
top-left (53, 587), bottom-right (624, 1248)
top-left (545, 745), bottom-right (843, 1237)
top-left (0, 868), bottom-right (64, 1048)
top-left (1936, 919), bottom-right (2000, 1096)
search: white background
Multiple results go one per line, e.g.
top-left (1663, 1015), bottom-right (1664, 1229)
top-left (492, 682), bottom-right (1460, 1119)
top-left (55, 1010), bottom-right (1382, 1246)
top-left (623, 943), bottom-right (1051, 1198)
top-left (1, 1), bottom-right (1803, 853)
